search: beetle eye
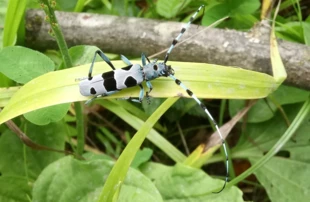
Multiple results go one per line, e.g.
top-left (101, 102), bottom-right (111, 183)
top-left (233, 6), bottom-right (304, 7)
top-left (153, 65), bottom-right (158, 70)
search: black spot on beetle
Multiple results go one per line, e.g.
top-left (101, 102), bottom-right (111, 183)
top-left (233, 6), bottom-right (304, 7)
top-left (104, 78), bottom-right (117, 91)
top-left (153, 65), bottom-right (158, 70)
top-left (124, 76), bottom-right (137, 87)
top-left (102, 71), bottom-right (115, 80)
top-left (122, 65), bottom-right (133, 71)
top-left (102, 71), bottom-right (117, 91)
top-left (90, 87), bottom-right (97, 95)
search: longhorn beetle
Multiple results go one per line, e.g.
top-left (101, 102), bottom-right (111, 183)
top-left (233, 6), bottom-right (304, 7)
top-left (78, 5), bottom-right (229, 193)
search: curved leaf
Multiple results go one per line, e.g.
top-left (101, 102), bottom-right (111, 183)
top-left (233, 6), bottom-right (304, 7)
top-left (0, 61), bottom-right (276, 125)
top-left (32, 156), bottom-right (162, 202)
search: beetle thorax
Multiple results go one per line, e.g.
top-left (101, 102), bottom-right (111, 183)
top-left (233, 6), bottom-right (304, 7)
top-left (143, 62), bottom-right (174, 81)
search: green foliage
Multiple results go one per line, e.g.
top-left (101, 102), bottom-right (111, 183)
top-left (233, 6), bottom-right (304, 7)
top-left (229, 85), bottom-right (310, 123)
top-left (0, 46), bottom-right (55, 84)
top-left (32, 156), bottom-right (163, 202)
top-left (24, 104), bottom-right (71, 125)
top-left (140, 162), bottom-right (243, 201)
top-left (202, 0), bottom-right (260, 29)
top-left (2, 0), bottom-right (26, 47)
top-left (274, 1), bottom-right (310, 44)
top-left (0, 0), bottom-right (309, 202)
top-left (156, 0), bottom-right (191, 18)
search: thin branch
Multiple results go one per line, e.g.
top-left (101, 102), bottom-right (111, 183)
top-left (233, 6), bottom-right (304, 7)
top-left (5, 119), bottom-right (84, 160)
top-left (26, 10), bottom-right (310, 90)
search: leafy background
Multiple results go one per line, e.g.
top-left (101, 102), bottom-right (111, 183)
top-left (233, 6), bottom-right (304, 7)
top-left (0, 0), bottom-right (310, 202)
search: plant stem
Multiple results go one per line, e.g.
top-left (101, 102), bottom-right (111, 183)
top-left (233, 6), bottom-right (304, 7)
top-left (75, 102), bottom-right (85, 156)
top-left (39, 0), bottom-right (72, 68)
top-left (39, 0), bottom-right (85, 156)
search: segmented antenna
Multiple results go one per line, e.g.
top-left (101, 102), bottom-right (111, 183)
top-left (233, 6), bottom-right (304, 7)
top-left (163, 5), bottom-right (205, 64)
top-left (164, 5), bottom-right (229, 192)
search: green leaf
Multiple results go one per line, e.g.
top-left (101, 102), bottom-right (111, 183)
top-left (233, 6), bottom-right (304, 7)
top-left (233, 104), bottom-right (310, 202)
top-left (229, 85), bottom-right (309, 123)
top-left (271, 85), bottom-right (310, 105)
top-left (202, 3), bottom-right (230, 26)
top-left (0, 86), bottom-right (19, 107)
top-left (0, 61), bottom-right (277, 125)
top-left (2, 0), bottom-right (26, 47)
top-left (252, 156), bottom-right (310, 202)
top-left (0, 0), bottom-right (8, 49)
top-left (0, 122), bottom-right (65, 179)
top-left (302, 22), bottom-right (310, 45)
top-left (140, 162), bottom-right (243, 201)
top-left (100, 99), bottom-right (185, 163)
top-left (202, 0), bottom-right (260, 28)
top-left (0, 46), bottom-right (54, 84)
top-left (0, 72), bottom-right (14, 87)
top-left (276, 22), bottom-right (304, 43)
top-left (156, 0), bottom-right (189, 18)
top-left (229, 99), bottom-right (276, 123)
top-left (59, 45), bottom-right (118, 70)
top-left (131, 148), bottom-right (153, 168)
top-left (0, 176), bottom-right (31, 202)
top-left (55, 0), bottom-right (77, 11)
top-left (24, 103), bottom-right (70, 125)
top-left (98, 98), bottom-right (177, 202)
top-left (228, 97), bottom-right (310, 195)
top-left (233, 103), bottom-right (308, 155)
top-left (32, 156), bottom-right (163, 202)
top-left (229, 0), bottom-right (261, 16)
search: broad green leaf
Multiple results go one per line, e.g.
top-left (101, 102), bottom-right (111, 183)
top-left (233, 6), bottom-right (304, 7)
top-left (252, 156), bottom-right (310, 202)
top-left (59, 45), bottom-right (118, 69)
top-left (231, 102), bottom-right (310, 201)
top-left (229, 0), bottom-right (261, 16)
top-left (228, 96), bottom-right (310, 195)
top-left (2, 0), bottom-right (26, 47)
top-left (202, 0), bottom-right (260, 28)
top-left (0, 61), bottom-right (277, 125)
top-left (0, 176), bottom-right (31, 202)
top-left (0, 46), bottom-right (54, 84)
top-left (0, 72), bottom-right (14, 87)
top-left (229, 99), bottom-right (276, 123)
top-left (202, 4), bottom-right (230, 26)
top-left (140, 162), bottom-right (243, 201)
top-left (229, 85), bottom-right (309, 123)
top-left (0, 122), bottom-right (65, 179)
top-left (156, 0), bottom-right (191, 18)
top-left (55, 0), bottom-right (77, 11)
top-left (32, 156), bottom-right (163, 202)
top-left (131, 148), bottom-right (153, 168)
top-left (271, 85), bottom-right (310, 105)
top-left (24, 103), bottom-right (70, 125)
top-left (233, 103), bottom-right (308, 156)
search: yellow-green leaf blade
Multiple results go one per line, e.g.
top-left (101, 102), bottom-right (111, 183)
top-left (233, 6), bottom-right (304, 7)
top-left (0, 61), bottom-right (276, 125)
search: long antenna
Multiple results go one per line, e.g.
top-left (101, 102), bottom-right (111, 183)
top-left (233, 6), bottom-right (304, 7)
top-left (161, 5), bottom-right (229, 192)
top-left (163, 5), bottom-right (205, 64)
